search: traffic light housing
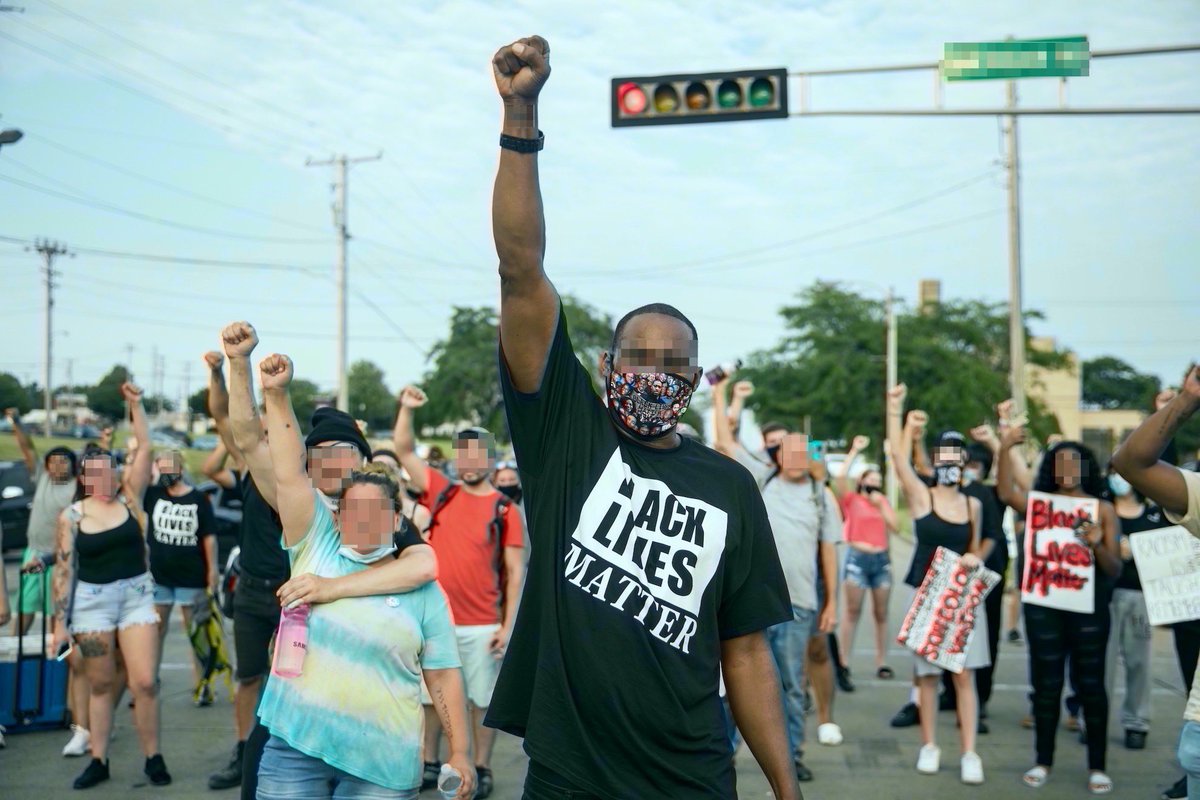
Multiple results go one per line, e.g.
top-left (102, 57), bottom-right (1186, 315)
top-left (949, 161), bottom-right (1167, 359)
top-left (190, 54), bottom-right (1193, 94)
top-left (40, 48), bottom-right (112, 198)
top-left (611, 68), bottom-right (789, 128)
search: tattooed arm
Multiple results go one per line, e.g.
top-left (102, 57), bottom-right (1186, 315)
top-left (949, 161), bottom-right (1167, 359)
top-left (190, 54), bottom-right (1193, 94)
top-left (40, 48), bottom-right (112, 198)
top-left (423, 667), bottom-right (476, 796)
top-left (51, 509), bottom-right (74, 651)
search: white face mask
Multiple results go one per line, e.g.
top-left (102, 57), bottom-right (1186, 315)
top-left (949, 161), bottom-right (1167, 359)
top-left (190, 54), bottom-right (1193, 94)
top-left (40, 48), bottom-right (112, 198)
top-left (963, 467), bottom-right (981, 484)
top-left (338, 543), bottom-right (397, 564)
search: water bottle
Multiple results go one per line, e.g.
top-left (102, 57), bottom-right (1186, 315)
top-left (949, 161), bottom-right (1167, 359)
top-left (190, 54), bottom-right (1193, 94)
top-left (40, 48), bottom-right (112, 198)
top-left (437, 764), bottom-right (463, 799)
top-left (271, 603), bottom-right (310, 678)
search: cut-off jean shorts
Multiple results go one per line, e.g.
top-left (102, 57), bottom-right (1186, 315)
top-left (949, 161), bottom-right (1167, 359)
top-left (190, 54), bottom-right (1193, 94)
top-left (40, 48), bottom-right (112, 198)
top-left (69, 572), bottom-right (159, 635)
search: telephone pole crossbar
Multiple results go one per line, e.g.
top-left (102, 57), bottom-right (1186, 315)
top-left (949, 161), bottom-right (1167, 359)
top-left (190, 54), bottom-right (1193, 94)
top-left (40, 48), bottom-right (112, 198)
top-left (28, 239), bottom-right (73, 436)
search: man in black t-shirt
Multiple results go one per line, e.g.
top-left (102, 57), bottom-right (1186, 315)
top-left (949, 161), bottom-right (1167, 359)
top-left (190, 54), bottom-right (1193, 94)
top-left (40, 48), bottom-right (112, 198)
top-left (485, 36), bottom-right (798, 800)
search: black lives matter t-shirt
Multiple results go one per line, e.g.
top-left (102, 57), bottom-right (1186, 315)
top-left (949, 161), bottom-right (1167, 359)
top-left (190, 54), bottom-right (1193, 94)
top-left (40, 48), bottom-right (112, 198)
top-left (144, 485), bottom-right (217, 588)
top-left (485, 307), bottom-right (791, 800)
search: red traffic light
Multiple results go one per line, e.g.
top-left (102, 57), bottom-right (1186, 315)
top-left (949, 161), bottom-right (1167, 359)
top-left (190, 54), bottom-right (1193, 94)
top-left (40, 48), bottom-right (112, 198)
top-left (612, 68), bottom-right (788, 128)
top-left (617, 82), bottom-right (648, 116)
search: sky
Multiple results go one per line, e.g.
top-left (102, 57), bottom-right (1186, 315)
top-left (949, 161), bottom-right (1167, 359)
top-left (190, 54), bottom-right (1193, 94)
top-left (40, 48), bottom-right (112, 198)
top-left (1, 0), bottom-right (1197, 412)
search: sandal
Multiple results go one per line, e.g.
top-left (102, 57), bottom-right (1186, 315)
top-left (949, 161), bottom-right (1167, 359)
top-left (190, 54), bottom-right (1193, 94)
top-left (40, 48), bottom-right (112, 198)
top-left (1088, 772), bottom-right (1113, 795)
top-left (1022, 766), bottom-right (1049, 788)
top-left (877, 665), bottom-right (894, 680)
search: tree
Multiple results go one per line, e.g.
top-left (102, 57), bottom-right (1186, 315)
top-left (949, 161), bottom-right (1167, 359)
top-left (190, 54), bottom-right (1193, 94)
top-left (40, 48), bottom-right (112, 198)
top-left (348, 360), bottom-right (394, 433)
top-left (0, 373), bottom-right (30, 413)
top-left (736, 282), bottom-right (1066, 462)
top-left (290, 379), bottom-right (322, 435)
top-left (189, 387), bottom-right (210, 416)
top-left (1082, 356), bottom-right (1160, 410)
top-left (87, 365), bottom-right (131, 421)
top-left (419, 296), bottom-right (613, 440)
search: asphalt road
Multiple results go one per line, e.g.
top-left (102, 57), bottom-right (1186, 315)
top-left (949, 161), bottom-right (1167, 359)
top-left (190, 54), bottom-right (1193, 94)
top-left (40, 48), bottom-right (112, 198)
top-left (1, 541), bottom-right (1191, 800)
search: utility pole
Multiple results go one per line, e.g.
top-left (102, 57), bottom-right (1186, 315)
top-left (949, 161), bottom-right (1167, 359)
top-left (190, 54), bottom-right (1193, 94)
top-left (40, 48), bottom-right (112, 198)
top-left (66, 358), bottom-right (74, 391)
top-left (125, 343), bottom-right (135, 383)
top-left (182, 360), bottom-right (191, 433)
top-left (28, 239), bottom-right (72, 436)
top-left (885, 288), bottom-right (899, 508)
top-left (1004, 78), bottom-right (1026, 417)
top-left (305, 151), bottom-right (382, 412)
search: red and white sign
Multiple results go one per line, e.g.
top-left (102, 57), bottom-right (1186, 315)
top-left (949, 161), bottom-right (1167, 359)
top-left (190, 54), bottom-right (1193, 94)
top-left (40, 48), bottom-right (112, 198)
top-left (1022, 491), bottom-right (1099, 614)
top-left (897, 546), bottom-right (1000, 674)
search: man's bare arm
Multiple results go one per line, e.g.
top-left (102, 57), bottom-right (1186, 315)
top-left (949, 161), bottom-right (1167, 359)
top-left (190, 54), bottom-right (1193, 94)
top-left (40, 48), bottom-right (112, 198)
top-left (222, 323), bottom-right (278, 509)
top-left (5, 409), bottom-right (36, 473)
top-left (393, 387), bottom-right (431, 495)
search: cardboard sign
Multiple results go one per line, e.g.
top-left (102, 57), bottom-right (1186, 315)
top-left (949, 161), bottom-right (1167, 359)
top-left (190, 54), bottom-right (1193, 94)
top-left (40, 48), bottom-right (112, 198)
top-left (897, 546), bottom-right (1000, 673)
top-left (1130, 525), bottom-right (1200, 626)
top-left (1022, 491), bottom-right (1099, 614)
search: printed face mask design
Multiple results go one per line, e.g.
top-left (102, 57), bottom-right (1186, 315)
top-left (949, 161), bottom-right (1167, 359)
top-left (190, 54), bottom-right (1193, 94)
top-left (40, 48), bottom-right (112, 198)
top-left (934, 465), bottom-right (962, 486)
top-left (605, 369), bottom-right (695, 441)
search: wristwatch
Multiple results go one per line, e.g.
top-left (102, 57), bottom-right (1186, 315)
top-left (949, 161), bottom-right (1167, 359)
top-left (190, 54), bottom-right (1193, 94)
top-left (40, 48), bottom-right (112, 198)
top-left (499, 130), bottom-right (544, 153)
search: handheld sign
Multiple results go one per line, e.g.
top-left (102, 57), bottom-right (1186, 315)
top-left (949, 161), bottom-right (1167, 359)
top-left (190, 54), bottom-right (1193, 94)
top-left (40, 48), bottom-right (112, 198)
top-left (1130, 525), bottom-right (1200, 626)
top-left (1022, 492), bottom-right (1099, 614)
top-left (897, 546), bottom-right (1000, 674)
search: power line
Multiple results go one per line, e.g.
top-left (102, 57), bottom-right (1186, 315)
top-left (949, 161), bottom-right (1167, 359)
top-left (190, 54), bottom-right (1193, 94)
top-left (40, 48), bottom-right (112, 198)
top-left (0, 234), bottom-right (326, 271)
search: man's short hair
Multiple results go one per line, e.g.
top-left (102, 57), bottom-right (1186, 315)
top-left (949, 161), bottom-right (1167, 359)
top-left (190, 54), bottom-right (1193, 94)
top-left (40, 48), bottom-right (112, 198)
top-left (760, 422), bottom-right (790, 438)
top-left (610, 303), bottom-right (698, 353)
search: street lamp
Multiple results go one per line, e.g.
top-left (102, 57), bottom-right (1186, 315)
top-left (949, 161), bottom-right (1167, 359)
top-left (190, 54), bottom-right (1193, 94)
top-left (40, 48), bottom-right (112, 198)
top-left (0, 128), bottom-right (23, 149)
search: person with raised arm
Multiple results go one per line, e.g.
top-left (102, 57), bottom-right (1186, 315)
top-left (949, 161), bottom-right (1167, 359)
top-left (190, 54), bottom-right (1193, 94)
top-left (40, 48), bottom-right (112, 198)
top-left (483, 34), bottom-right (799, 800)
top-left (252, 352), bottom-right (474, 800)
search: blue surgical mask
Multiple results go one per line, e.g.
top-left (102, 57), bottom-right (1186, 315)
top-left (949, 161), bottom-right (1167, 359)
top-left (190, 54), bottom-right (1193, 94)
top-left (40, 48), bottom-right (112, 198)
top-left (338, 543), bottom-right (397, 564)
top-left (1109, 474), bottom-right (1133, 498)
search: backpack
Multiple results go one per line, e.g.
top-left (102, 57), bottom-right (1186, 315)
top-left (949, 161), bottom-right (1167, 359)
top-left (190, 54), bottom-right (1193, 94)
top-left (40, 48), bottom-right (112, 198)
top-left (426, 483), bottom-right (512, 611)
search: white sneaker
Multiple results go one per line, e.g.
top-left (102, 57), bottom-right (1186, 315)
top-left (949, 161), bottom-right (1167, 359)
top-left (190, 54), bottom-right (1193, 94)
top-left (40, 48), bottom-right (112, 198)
top-left (817, 722), bottom-right (844, 746)
top-left (62, 724), bottom-right (90, 757)
top-left (917, 744), bottom-right (941, 775)
top-left (961, 751), bottom-right (984, 785)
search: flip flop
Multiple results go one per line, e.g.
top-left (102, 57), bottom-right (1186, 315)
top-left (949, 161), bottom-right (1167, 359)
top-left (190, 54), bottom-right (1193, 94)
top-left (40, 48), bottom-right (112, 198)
top-left (1023, 766), bottom-right (1049, 788)
top-left (1088, 772), bottom-right (1113, 795)
top-left (877, 666), bottom-right (895, 680)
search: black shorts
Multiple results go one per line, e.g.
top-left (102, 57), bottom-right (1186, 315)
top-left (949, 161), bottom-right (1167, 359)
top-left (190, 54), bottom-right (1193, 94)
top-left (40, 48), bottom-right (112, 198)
top-left (233, 576), bottom-right (283, 682)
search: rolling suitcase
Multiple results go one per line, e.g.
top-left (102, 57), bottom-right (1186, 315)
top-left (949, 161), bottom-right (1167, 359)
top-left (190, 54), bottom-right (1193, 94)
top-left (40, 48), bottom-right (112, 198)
top-left (0, 571), bottom-right (70, 731)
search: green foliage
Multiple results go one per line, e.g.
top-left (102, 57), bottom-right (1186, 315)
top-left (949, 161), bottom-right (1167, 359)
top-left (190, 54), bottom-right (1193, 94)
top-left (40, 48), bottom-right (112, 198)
top-left (87, 365), bottom-right (131, 421)
top-left (348, 360), bottom-right (395, 434)
top-left (1082, 356), bottom-right (1160, 410)
top-left (0, 373), bottom-right (30, 413)
top-left (290, 380), bottom-right (322, 435)
top-left (189, 387), bottom-right (210, 416)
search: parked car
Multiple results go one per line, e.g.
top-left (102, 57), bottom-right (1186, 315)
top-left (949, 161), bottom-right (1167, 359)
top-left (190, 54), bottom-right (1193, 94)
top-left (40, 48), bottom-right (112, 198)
top-left (151, 427), bottom-right (192, 448)
top-left (195, 479), bottom-right (242, 571)
top-left (71, 424), bottom-right (102, 440)
top-left (191, 434), bottom-right (220, 451)
top-left (0, 460), bottom-right (35, 556)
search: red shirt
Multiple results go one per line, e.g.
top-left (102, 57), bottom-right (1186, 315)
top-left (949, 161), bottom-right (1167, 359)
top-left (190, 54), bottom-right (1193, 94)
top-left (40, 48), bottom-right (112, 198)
top-left (839, 491), bottom-right (891, 550)
top-left (420, 467), bottom-right (525, 626)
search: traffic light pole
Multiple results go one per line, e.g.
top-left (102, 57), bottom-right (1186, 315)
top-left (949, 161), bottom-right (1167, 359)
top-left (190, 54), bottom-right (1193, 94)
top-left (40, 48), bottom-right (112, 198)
top-left (789, 41), bottom-right (1200, 435)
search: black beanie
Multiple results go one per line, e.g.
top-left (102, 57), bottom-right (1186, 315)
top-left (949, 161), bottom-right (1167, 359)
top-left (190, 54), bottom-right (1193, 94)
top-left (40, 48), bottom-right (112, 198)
top-left (304, 407), bottom-right (371, 461)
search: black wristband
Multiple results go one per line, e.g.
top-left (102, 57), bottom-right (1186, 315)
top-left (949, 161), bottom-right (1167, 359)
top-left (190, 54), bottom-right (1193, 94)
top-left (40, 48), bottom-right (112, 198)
top-left (499, 130), bottom-right (544, 153)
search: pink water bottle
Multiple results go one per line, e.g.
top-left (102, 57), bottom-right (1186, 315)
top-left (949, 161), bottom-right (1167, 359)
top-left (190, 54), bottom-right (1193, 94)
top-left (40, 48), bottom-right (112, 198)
top-left (271, 604), bottom-right (310, 678)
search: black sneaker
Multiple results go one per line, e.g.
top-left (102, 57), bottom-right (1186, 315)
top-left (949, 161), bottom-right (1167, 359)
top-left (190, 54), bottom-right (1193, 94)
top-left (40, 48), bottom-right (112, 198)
top-left (73, 758), bottom-right (110, 790)
top-left (890, 702), bottom-right (920, 728)
top-left (145, 754), bottom-right (172, 786)
top-left (938, 692), bottom-right (955, 712)
top-left (794, 760), bottom-right (814, 782)
top-left (420, 761), bottom-right (440, 792)
top-left (1163, 775), bottom-right (1187, 799)
top-left (1007, 628), bottom-right (1023, 645)
top-left (196, 683), bottom-right (215, 708)
top-left (1126, 730), bottom-right (1148, 750)
top-left (836, 665), bottom-right (856, 693)
top-left (208, 742), bottom-right (244, 790)
top-left (476, 766), bottom-right (494, 799)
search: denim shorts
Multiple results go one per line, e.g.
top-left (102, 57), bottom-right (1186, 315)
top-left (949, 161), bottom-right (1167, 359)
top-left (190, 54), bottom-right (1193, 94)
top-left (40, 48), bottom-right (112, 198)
top-left (257, 735), bottom-right (418, 800)
top-left (843, 549), bottom-right (892, 590)
top-left (69, 573), bottom-right (159, 635)
top-left (153, 584), bottom-right (207, 606)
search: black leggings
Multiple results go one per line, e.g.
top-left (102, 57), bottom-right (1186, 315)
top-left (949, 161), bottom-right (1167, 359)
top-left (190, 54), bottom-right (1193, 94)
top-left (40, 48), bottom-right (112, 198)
top-left (1025, 603), bottom-right (1110, 771)
top-left (1175, 619), bottom-right (1200, 692)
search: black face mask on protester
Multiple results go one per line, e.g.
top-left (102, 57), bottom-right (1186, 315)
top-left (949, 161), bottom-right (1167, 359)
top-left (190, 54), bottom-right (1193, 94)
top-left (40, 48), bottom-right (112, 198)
top-left (157, 472), bottom-right (182, 489)
top-left (765, 444), bottom-right (781, 465)
top-left (933, 465), bottom-right (962, 486)
top-left (862, 484), bottom-right (882, 495)
top-left (496, 484), bottom-right (523, 503)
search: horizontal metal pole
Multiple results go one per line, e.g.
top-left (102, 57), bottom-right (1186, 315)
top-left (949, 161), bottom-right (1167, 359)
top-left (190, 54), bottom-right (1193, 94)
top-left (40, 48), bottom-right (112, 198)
top-left (790, 42), bottom-right (1200, 77)
top-left (790, 107), bottom-right (1200, 116)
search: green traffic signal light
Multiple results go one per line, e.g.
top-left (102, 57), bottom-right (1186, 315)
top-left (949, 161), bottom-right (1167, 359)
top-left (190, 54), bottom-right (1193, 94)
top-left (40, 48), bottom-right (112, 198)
top-left (716, 80), bottom-right (743, 108)
top-left (611, 68), bottom-right (787, 127)
top-left (748, 77), bottom-right (775, 107)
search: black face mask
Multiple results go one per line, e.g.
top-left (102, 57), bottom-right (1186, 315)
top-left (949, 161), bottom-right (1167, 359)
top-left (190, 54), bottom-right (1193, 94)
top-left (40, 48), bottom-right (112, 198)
top-left (496, 484), bottom-right (523, 503)
top-left (862, 484), bottom-right (882, 494)
top-left (765, 444), bottom-right (781, 465)
top-left (158, 472), bottom-right (182, 489)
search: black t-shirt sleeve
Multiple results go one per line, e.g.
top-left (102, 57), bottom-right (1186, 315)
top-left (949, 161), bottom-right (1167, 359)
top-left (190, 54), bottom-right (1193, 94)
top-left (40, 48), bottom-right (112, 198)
top-left (716, 471), bottom-right (792, 640)
top-left (198, 490), bottom-right (217, 538)
top-left (498, 303), bottom-right (605, 479)
top-left (392, 516), bottom-right (425, 555)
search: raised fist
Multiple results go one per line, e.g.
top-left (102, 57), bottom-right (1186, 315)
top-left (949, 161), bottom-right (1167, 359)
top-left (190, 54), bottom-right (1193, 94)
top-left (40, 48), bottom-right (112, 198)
top-left (907, 409), bottom-right (928, 431)
top-left (1000, 423), bottom-right (1027, 450)
top-left (851, 435), bottom-right (870, 452)
top-left (996, 398), bottom-right (1015, 423)
top-left (222, 322), bottom-right (259, 359)
top-left (887, 383), bottom-right (907, 414)
top-left (120, 382), bottom-right (143, 403)
top-left (493, 35), bottom-right (550, 103)
top-left (732, 381), bottom-right (755, 399)
top-left (1182, 365), bottom-right (1200, 402)
top-left (969, 423), bottom-right (999, 449)
top-left (258, 354), bottom-right (293, 391)
top-left (399, 385), bottom-right (427, 409)
top-left (203, 351), bottom-right (224, 371)
top-left (3, 407), bottom-right (16, 420)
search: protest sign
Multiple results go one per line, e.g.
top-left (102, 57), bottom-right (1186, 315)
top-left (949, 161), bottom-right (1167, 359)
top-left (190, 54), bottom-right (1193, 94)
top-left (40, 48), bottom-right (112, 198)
top-left (898, 546), bottom-right (1000, 673)
top-left (1130, 525), bottom-right (1200, 626)
top-left (1022, 491), bottom-right (1099, 614)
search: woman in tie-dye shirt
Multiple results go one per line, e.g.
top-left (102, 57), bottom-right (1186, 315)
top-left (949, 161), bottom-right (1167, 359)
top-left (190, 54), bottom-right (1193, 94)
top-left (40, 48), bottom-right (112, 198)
top-left (255, 353), bottom-right (475, 800)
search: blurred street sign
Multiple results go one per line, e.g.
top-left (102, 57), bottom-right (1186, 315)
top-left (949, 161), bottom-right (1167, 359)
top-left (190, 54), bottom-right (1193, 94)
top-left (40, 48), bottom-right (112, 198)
top-left (942, 37), bottom-right (1089, 81)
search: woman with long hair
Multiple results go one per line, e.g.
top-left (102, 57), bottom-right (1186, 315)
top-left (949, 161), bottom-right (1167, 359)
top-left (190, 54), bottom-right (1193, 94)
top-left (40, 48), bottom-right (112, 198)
top-left (998, 426), bottom-right (1122, 795)
top-left (52, 382), bottom-right (170, 789)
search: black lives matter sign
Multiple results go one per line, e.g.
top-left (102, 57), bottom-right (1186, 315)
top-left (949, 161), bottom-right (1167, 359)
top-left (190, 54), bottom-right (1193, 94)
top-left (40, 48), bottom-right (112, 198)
top-left (564, 450), bottom-right (727, 655)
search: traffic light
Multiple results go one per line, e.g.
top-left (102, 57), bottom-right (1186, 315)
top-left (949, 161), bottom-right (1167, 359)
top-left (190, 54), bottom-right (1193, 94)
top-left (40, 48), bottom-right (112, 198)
top-left (611, 68), bottom-right (789, 128)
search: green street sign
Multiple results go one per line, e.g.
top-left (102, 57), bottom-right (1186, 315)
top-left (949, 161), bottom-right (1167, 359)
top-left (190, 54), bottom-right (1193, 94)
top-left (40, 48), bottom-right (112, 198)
top-left (942, 37), bottom-right (1089, 81)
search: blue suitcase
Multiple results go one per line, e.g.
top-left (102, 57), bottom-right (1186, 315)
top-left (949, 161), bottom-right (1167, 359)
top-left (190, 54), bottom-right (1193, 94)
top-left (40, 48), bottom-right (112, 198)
top-left (0, 572), bottom-right (69, 731)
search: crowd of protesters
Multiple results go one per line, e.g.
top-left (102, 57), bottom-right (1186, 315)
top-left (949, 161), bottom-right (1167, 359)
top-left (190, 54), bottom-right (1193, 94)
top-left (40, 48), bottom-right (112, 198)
top-left (2, 32), bottom-right (1200, 800)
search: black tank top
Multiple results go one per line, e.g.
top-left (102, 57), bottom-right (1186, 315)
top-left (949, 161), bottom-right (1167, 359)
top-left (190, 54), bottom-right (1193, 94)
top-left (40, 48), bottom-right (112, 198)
top-left (1115, 503), bottom-right (1170, 592)
top-left (905, 500), bottom-right (972, 587)
top-left (76, 510), bottom-right (147, 584)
